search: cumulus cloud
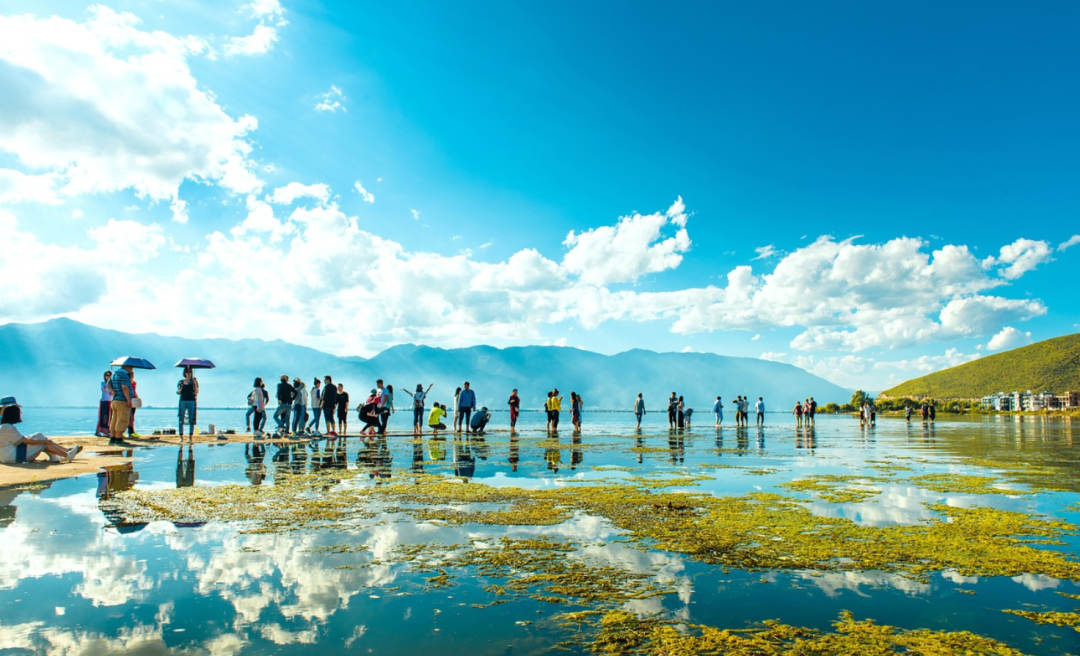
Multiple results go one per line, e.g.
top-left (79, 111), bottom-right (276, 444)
top-left (986, 326), bottom-right (1032, 351)
top-left (982, 238), bottom-right (1053, 280)
top-left (410, 209), bottom-right (421, 220)
top-left (0, 7), bottom-right (262, 211)
top-left (562, 197), bottom-right (690, 285)
top-left (0, 169), bottom-right (60, 205)
top-left (315, 85), bottom-right (346, 113)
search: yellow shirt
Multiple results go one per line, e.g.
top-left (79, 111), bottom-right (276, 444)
top-left (428, 407), bottom-right (446, 426)
top-left (551, 396), bottom-right (562, 411)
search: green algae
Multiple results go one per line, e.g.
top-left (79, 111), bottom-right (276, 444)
top-left (906, 473), bottom-right (1030, 496)
top-left (1002, 609), bottom-right (1080, 632)
top-left (780, 475), bottom-right (884, 504)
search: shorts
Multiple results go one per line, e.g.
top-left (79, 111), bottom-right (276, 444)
top-left (337, 408), bottom-right (348, 421)
top-left (429, 422), bottom-right (446, 430)
top-left (323, 407), bottom-right (335, 423)
top-left (14, 442), bottom-right (47, 463)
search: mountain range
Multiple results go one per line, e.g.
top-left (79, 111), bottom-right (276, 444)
top-left (881, 332), bottom-right (1080, 399)
top-left (0, 319), bottom-right (850, 410)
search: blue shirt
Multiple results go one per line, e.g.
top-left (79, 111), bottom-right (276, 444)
top-left (109, 369), bottom-right (132, 399)
top-left (458, 388), bottom-right (476, 410)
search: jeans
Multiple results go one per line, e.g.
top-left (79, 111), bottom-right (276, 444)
top-left (254, 410), bottom-right (266, 432)
top-left (246, 406), bottom-right (256, 429)
top-left (179, 400), bottom-right (197, 434)
top-left (459, 407), bottom-right (472, 431)
top-left (413, 406), bottom-right (424, 427)
top-left (378, 409), bottom-right (390, 435)
top-left (274, 405), bottom-right (292, 431)
top-left (293, 404), bottom-right (306, 433)
top-left (307, 406), bottom-right (321, 432)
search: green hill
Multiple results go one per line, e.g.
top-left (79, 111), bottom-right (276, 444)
top-left (881, 332), bottom-right (1080, 399)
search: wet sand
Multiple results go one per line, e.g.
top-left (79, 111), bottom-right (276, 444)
top-left (0, 430), bottom-right (439, 488)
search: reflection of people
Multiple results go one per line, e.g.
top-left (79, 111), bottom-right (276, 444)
top-left (545, 437), bottom-right (561, 473)
top-left (508, 434), bottom-right (519, 472)
top-left (1, 397), bottom-right (82, 463)
top-left (245, 443), bottom-right (267, 485)
top-left (453, 437), bottom-right (475, 479)
top-left (469, 407), bottom-right (491, 435)
top-left (571, 434), bottom-right (583, 469)
top-left (412, 438), bottom-right (425, 472)
top-left (97, 371), bottom-right (113, 437)
top-left (176, 445), bottom-right (195, 488)
top-left (177, 367), bottom-right (199, 441)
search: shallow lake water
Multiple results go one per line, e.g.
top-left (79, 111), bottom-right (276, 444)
top-left (2, 412), bottom-right (1079, 655)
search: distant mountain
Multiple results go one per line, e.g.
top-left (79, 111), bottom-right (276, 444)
top-left (0, 319), bottom-right (850, 410)
top-left (880, 332), bottom-right (1080, 399)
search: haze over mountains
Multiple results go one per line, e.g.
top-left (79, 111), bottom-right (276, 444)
top-left (0, 319), bottom-right (850, 410)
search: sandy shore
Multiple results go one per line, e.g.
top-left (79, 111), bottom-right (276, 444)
top-left (0, 430), bottom-right (436, 489)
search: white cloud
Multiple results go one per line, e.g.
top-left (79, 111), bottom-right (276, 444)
top-left (315, 85), bottom-right (346, 113)
top-left (170, 197), bottom-right (189, 224)
top-left (752, 245), bottom-right (776, 260)
top-left (0, 169), bottom-right (60, 205)
top-left (247, 0), bottom-right (286, 21)
top-left (562, 197), bottom-right (690, 285)
top-left (410, 209), bottom-right (421, 220)
top-left (986, 326), bottom-right (1032, 351)
top-left (223, 23), bottom-right (279, 56)
top-left (751, 334), bottom-right (761, 341)
top-left (353, 180), bottom-right (374, 203)
top-left (269, 182), bottom-right (330, 206)
top-left (0, 7), bottom-right (262, 210)
top-left (1058, 234), bottom-right (1080, 252)
top-left (982, 238), bottom-right (1053, 280)
top-left (71, 209), bottom-right (83, 219)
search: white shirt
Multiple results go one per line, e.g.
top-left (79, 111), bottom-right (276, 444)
top-left (0, 423), bottom-right (25, 463)
top-left (101, 382), bottom-right (114, 403)
top-left (755, 400), bottom-right (764, 413)
top-left (253, 387), bottom-right (266, 411)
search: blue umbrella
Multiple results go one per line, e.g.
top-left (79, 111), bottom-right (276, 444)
top-left (110, 356), bottom-right (156, 370)
top-left (175, 358), bottom-right (216, 369)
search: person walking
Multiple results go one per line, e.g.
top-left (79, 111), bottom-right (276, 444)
top-left (404, 384), bottom-right (433, 436)
top-left (458, 382), bottom-right (476, 433)
top-left (97, 371), bottom-right (113, 437)
top-left (274, 375), bottom-right (295, 436)
top-left (508, 388), bottom-right (520, 431)
top-left (336, 383), bottom-right (350, 436)
top-left (292, 378), bottom-right (308, 435)
top-left (713, 396), bottom-right (723, 427)
top-left (755, 397), bottom-right (765, 426)
top-left (793, 401), bottom-right (803, 426)
top-left (108, 364), bottom-right (135, 445)
top-left (177, 367), bottom-right (199, 441)
top-left (321, 376), bottom-right (338, 436)
top-left (307, 378), bottom-right (323, 435)
top-left (807, 397), bottom-right (817, 426)
top-left (634, 393), bottom-right (645, 428)
top-left (251, 377), bottom-right (268, 438)
top-left (374, 379), bottom-right (391, 435)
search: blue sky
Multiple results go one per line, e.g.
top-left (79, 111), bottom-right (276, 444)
top-left (1, 0), bottom-right (1079, 391)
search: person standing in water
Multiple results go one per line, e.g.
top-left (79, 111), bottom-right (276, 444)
top-left (634, 393), bottom-right (645, 428)
top-left (667, 392), bottom-right (678, 429)
top-left (713, 396), bottom-right (723, 427)
top-left (321, 375), bottom-right (338, 437)
top-left (336, 383), bottom-right (350, 436)
top-left (755, 397), bottom-right (765, 426)
top-left (793, 400), bottom-right (803, 426)
top-left (307, 378), bottom-right (322, 436)
top-left (404, 383), bottom-right (434, 436)
top-left (508, 388), bottom-right (520, 431)
top-left (177, 367), bottom-right (199, 441)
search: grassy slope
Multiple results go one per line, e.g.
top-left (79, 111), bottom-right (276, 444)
top-left (881, 332), bottom-right (1080, 399)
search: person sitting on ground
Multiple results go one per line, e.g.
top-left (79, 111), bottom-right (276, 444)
top-left (0, 397), bottom-right (82, 464)
top-left (470, 407), bottom-right (491, 435)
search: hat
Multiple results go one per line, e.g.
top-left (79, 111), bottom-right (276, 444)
top-left (0, 396), bottom-right (20, 408)
top-left (481, 406), bottom-right (488, 412)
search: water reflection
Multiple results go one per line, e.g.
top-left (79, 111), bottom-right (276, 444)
top-left (176, 445), bottom-right (195, 488)
top-left (245, 443), bottom-right (267, 485)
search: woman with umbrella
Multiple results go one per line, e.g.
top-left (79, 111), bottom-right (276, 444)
top-left (175, 359), bottom-right (214, 442)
